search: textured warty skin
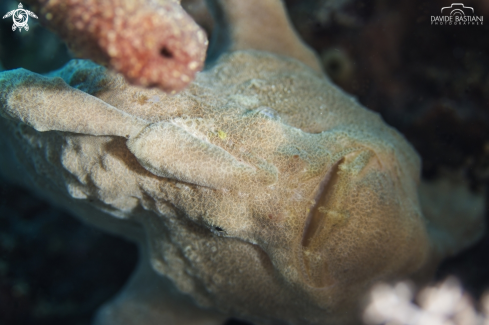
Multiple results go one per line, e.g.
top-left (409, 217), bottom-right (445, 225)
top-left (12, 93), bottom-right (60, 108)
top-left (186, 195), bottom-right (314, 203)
top-left (0, 0), bottom-right (484, 324)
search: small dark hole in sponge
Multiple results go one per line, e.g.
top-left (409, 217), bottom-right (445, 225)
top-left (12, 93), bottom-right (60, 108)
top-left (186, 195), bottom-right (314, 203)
top-left (160, 47), bottom-right (173, 58)
top-left (215, 226), bottom-right (224, 232)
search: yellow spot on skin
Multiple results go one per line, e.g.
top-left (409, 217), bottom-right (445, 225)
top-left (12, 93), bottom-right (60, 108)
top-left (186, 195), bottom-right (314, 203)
top-left (218, 130), bottom-right (227, 140)
top-left (137, 94), bottom-right (148, 105)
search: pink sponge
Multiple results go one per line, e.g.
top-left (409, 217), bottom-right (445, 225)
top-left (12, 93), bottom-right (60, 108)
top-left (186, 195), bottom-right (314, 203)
top-left (29, 0), bottom-right (208, 92)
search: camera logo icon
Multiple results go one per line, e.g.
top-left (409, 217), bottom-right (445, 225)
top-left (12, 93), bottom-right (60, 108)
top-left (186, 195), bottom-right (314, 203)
top-left (431, 2), bottom-right (483, 25)
top-left (441, 3), bottom-right (474, 16)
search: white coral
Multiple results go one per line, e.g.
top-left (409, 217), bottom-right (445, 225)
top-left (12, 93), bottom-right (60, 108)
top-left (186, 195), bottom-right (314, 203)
top-left (364, 278), bottom-right (489, 325)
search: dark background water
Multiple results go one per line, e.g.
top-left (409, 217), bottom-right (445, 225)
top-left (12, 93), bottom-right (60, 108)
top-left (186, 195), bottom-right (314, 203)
top-left (0, 0), bottom-right (488, 324)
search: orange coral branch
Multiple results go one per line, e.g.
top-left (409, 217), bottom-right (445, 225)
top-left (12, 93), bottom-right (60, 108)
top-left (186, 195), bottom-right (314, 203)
top-left (28, 0), bottom-right (208, 92)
